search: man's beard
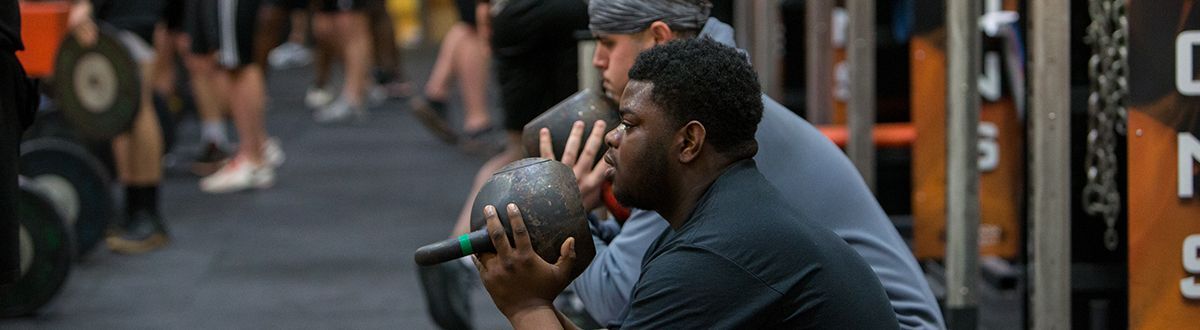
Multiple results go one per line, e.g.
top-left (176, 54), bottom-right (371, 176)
top-left (612, 141), bottom-right (670, 211)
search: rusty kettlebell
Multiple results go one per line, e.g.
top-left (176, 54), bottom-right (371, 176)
top-left (522, 88), bottom-right (619, 164)
top-left (414, 158), bottom-right (595, 277)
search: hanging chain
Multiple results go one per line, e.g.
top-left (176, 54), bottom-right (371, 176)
top-left (1083, 0), bottom-right (1128, 251)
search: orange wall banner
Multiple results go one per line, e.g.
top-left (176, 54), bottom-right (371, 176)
top-left (1126, 1), bottom-right (1200, 328)
top-left (909, 3), bottom-right (1024, 260)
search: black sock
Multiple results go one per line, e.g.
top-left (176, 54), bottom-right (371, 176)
top-left (125, 185), bottom-right (159, 217)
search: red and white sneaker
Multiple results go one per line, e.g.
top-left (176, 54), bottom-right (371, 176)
top-left (199, 156), bottom-right (274, 194)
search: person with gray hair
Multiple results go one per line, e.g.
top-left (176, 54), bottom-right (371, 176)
top-left (547, 0), bottom-right (947, 328)
top-left (588, 0), bottom-right (712, 34)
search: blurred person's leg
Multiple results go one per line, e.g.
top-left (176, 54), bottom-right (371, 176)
top-left (254, 1), bottom-right (289, 67)
top-left (287, 9), bottom-right (308, 45)
top-left (410, 0), bottom-right (491, 144)
top-left (422, 24), bottom-right (465, 104)
top-left (452, 24), bottom-right (490, 137)
top-left (313, 0), bottom-right (372, 123)
top-left (152, 0), bottom-right (188, 97)
top-left (151, 25), bottom-right (178, 98)
top-left (421, 23), bottom-right (490, 134)
top-left (183, 0), bottom-right (232, 175)
top-left (407, 23), bottom-right (465, 144)
top-left (261, 0), bottom-right (313, 70)
top-left (107, 33), bottom-right (168, 254)
top-left (307, 11), bottom-right (336, 108)
top-left (201, 0), bottom-right (281, 194)
top-left (367, 0), bottom-right (412, 99)
top-left (227, 65), bottom-right (268, 166)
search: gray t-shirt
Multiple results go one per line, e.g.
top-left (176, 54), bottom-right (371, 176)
top-left (571, 18), bottom-right (944, 329)
top-left (617, 160), bottom-right (898, 329)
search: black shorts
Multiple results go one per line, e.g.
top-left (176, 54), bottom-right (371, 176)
top-left (265, 0), bottom-right (311, 10)
top-left (163, 0), bottom-right (186, 32)
top-left (186, 0), bottom-right (264, 68)
top-left (455, 0), bottom-right (476, 26)
top-left (95, 0), bottom-right (165, 43)
top-left (495, 46), bottom-right (580, 132)
top-left (318, 0), bottom-right (372, 12)
top-left (491, 0), bottom-right (588, 131)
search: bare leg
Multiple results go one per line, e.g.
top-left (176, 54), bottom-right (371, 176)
top-left (367, 6), bottom-right (414, 99)
top-left (451, 27), bottom-right (490, 132)
top-left (335, 11), bottom-right (372, 107)
top-left (106, 62), bottom-right (168, 253)
top-left (151, 25), bottom-right (177, 97)
top-left (113, 61), bottom-right (164, 185)
top-left (424, 23), bottom-right (469, 100)
top-left (227, 64), bottom-right (268, 164)
top-left (369, 4), bottom-right (400, 76)
top-left (288, 10), bottom-right (309, 45)
top-left (254, 5), bottom-right (289, 68)
top-left (311, 13), bottom-right (336, 89)
top-left (184, 51), bottom-right (226, 125)
top-left (450, 132), bottom-right (523, 236)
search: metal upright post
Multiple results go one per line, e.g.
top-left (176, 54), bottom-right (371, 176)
top-left (847, 0), bottom-right (876, 192)
top-left (578, 37), bottom-right (598, 91)
top-left (806, 0), bottom-right (834, 125)
top-left (945, 0), bottom-right (981, 328)
top-left (1029, 0), bottom-right (1072, 328)
top-left (734, 0), bottom-right (753, 54)
top-left (736, 0), bottom-right (783, 100)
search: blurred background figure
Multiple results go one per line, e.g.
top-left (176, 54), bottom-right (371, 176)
top-left (67, 0), bottom-right (172, 254)
top-left (368, 0), bottom-right (414, 101)
top-left (407, 0), bottom-right (492, 149)
top-left (190, 0), bottom-right (285, 194)
top-left (310, 0), bottom-right (374, 123)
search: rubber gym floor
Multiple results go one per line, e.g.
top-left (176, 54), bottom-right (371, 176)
top-left (3, 46), bottom-right (509, 329)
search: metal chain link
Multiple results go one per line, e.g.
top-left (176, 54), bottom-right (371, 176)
top-left (1083, 0), bottom-right (1128, 251)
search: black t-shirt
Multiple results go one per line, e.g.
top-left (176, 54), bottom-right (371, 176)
top-left (618, 160), bottom-right (899, 329)
top-left (0, 0), bottom-right (21, 51)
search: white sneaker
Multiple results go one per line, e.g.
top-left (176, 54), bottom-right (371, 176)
top-left (263, 137), bottom-right (285, 168)
top-left (268, 42), bottom-right (313, 69)
top-left (199, 157), bottom-right (274, 193)
top-left (313, 98), bottom-right (366, 124)
top-left (305, 86), bottom-right (335, 109)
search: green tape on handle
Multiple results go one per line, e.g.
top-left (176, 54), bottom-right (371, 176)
top-left (458, 234), bottom-right (474, 255)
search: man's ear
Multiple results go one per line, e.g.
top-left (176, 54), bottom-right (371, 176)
top-left (677, 121), bottom-right (706, 163)
top-left (647, 21), bottom-right (675, 45)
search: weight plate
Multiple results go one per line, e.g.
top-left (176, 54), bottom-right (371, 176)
top-left (20, 138), bottom-right (115, 258)
top-left (0, 187), bottom-right (72, 318)
top-left (53, 25), bottom-right (141, 140)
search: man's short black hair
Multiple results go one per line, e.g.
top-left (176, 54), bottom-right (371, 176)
top-left (628, 38), bottom-right (763, 158)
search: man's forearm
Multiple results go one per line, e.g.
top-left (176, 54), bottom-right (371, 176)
top-left (507, 305), bottom-right (578, 330)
